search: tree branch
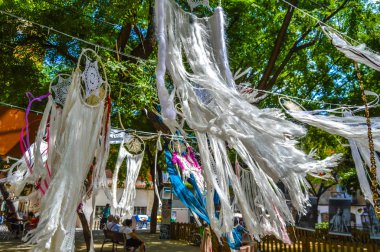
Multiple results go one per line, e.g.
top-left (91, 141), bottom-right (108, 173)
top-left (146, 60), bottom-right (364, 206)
top-left (43, 42), bottom-right (77, 63)
top-left (306, 176), bottom-right (318, 196)
top-left (257, 0), bottom-right (298, 90)
top-left (259, 0), bottom-right (350, 91)
top-left (129, 0), bottom-right (155, 61)
top-left (267, 32), bottom-right (321, 88)
top-left (116, 22), bottom-right (132, 58)
top-left (16, 33), bottom-right (77, 63)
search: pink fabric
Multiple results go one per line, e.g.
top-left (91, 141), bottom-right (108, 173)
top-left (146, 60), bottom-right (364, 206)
top-left (172, 147), bottom-right (201, 171)
top-left (19, 92), bottom-right (51, 196)
top-left (274, 206), bottom-right (291, 244)
top-left (19, 92), bottom-right (50, 172)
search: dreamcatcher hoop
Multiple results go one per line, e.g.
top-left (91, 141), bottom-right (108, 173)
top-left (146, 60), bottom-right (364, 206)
top-left (187, 0), bottom-right (211, 11)
top-left (49, 73), bottom-right (72, 106)
top-left (76, 48), bottom-right (110, 108)
top-left (124, 134), bottom-right (145, 155)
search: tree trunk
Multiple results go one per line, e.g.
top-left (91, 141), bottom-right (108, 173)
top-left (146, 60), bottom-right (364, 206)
top-left (146, 144), bottom-right (164, 234)
top-left (77, 210), bottom-right (92, 252)
top-left (257, 0), bottom-right (298, 91)
top-left (149, 184), bottom-right (163, 234)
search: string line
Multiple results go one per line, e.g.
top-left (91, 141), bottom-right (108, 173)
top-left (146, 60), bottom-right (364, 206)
top-left (280, 0), bottom-right (380, 55)
top-left (0, 10), bottom-right (150, 63)
top-left (0, 101), bottom-right (192, 140)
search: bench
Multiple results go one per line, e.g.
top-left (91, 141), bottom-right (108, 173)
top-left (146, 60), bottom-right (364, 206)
top-left (238, 243), bottom-right (256, 252)
top-left (100, 229), bottom-right (135, 252)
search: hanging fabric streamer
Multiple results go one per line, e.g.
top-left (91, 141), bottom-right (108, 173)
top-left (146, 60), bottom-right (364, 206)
top-left (321, 25), bottom-right (380, 72)
top-left (282, 99), bottom-right (380, 207)
top-left (5, 74), bottom-right (72, 199)
top-left (154, 135), bottom-right (163, 208)
top-left (111, 135), bottom-right (145, 218)
top-left (155, 0), bottom-right (342, 241)
top-left (22, 48), bottom-right (111, 252)
top-left (165, 148), bottom-right (209, 223)
top-left (1, 142), bottom-right (48, 198)
top-left (172, 146), bottom-right (204, 192)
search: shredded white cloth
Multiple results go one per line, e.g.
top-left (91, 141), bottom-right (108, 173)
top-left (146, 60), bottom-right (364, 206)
top-left (2, 74), bottom-right (72, 201)
top-left (155, 0), bottom-right (342, 242)
top-left (111, 137), bottom-right (145, 218)
top-left (283, 100), bottom-right (380, 206)
top-left (321, 25), bottom-right (380, 72)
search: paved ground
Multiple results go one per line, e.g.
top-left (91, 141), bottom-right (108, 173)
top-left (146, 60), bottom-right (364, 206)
top-left (0, 229), bottom-right (200, 252)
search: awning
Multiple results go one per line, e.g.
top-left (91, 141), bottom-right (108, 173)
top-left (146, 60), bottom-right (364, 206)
top-left (0, 106), bottom-right (42, 159)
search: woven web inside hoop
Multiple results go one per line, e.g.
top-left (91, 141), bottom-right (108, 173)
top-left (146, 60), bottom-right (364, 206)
top-left (187, 0), bottom-right (210, 11)
top-left (81, 57), bottom-right (105, 98)
top-left (124, 136), bottom-right (144, 155)
top-left (51, 75), bottom-right (71, 106)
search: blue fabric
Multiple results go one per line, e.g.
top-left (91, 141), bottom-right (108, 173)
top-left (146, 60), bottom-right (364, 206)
top-left (166, 148), bottom-right (245, 250)
top-left (226, 225), bottom-right (246, 250)
top-left (165, 149), bottom-right (210, 224)
top-left (187, 174), bottom-right (205, 206)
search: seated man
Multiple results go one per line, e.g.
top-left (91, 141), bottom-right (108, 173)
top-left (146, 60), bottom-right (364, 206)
top-left (120, 219), bottom-right (145, 252)
top-left (111, 216), bottom-right (122, 232)
top-left (105, 215), bottom-right (114, 230)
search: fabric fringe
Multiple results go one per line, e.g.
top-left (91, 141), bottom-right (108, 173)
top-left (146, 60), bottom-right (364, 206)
top-left (284, 102), bottom-right (380, 206)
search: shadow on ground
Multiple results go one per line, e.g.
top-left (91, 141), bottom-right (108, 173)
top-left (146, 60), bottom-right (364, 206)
top-left (0, 230), bottom-right (199, 252)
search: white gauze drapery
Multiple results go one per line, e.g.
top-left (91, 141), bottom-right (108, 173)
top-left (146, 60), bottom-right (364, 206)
top-left (2, 74), bottom-right (71, 201)
top-left (24, 49), bottom-right (110, 252)
top-left (283, 100), bottom-right (380, 206)
top-left (1, 142), bottom-right (48, 197)
top-left (155, 0), bottom-right (342, 241)
top-left (111, 136), bottom-right (145, 218)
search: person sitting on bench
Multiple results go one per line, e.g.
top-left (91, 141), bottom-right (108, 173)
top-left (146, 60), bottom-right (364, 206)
top-left (120, 219), bottom-right (145, 252)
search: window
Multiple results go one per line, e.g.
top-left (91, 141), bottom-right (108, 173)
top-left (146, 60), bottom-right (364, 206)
top-left (134, 207), bottom-right (147, 215)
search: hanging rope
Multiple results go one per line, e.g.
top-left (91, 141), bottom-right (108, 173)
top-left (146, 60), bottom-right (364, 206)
top-left (354, 62), bottom-right (380, 218)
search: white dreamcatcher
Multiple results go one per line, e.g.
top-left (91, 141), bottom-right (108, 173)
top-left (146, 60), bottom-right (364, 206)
top-left (111, 134), bottom-right (145, 218)
top-left (24, 48), bottom-right (111, 252)
top-left (50, 74), bottom-right (72, 106)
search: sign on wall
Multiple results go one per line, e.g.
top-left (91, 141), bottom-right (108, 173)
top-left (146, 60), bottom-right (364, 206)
top-left (328, 198), bottom-right (351, 236)
top-left (367, 202), bottom-right (380, 239)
